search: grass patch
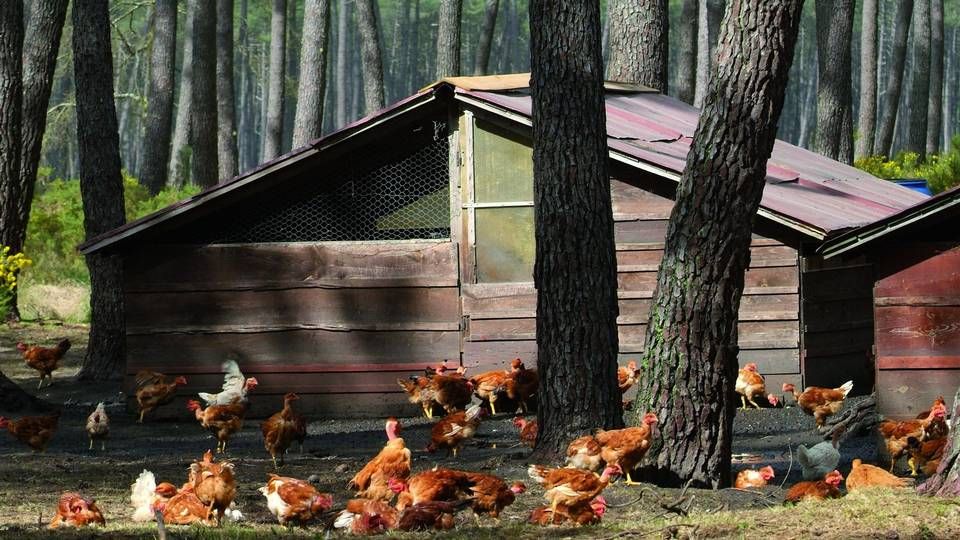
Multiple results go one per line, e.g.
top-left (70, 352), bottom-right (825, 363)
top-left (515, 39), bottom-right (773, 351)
top-left (17, 281), bottom-right (90, 323)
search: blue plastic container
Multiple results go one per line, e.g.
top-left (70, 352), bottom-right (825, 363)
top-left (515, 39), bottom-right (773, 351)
top-left (893, 179), bottom-right (932, 196)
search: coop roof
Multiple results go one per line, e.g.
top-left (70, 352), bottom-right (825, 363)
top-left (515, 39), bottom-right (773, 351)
top-left (80, 74), bottom-right (926, 255)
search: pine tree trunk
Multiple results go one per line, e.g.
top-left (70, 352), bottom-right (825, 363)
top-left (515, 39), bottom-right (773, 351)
top-left (73, 0), bottom-right (127, 381)
top-left (168, 0), bottom-right (196, 186)
top-left (355, 0), bottom-right (385, 114)
top-left (529, 0), bottom-right (623, 460)
top-left (263, 0), bottom-right (286, 160)
top-left (238, 0), bottom-right (253, 171)
top-left (918, 387), bottom-right (960, 496)
top-left (814, 0), bottom-right (854, 163)
top-left (191, 0), bottom-right (218, 187)
top-left (925, 0), bottom-right (943, 156)
top-left (473, 0), bottom-right (499, 75)
top-left (435, 0), bottom-right (462, 78)
top-left (874, 0), bottom-right (914, 158)
top-left (675, 0), bottom-right (697, 104)
top-left (283, 0), bottom-right (299, 152)
top-left (635, 0), bottom-right (803, 488)
top-left (217, 0), bottom-right (238, 180)
top-left (606, 0), bottom-right (668, 92)
top-left (335, 0), bottom-right (349, 127)
top-left (141, 0), bottom-right (176, 194)
top-left (693, 0), bottom-right (724, 108)
top-left (856, 0), bottom-right (878, 158)
top-left (0, 3), bottom-right (23, 258)
top-left (906, 0), bottom-right (931, 159)
top-left (292, 0), bottom-right (330, 147)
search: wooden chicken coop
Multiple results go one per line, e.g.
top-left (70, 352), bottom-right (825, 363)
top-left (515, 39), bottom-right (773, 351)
top-left (80, 74), bottom-right (927, 418)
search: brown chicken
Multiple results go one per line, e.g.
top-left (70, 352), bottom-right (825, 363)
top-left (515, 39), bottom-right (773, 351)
top-left (530, 496), bottom-right (607, 527)
top-left (48, 492), bottom-right (106, 529)
top-left (734, 466), bottom-right (775, 489)
top-left (513, 416), bottom-right (538, 448)
top-left (261, 392), bottom-right (305, 469)
top-left (426, 404), bottom-right (484, 457)
top-left (334, 498), bottom-right (400, 534)
top-left (85, 402), bottom-right (109, 451)
top-left (0, 411), bottom-right (59, 452)
top-left (528, 464), bottom-right (622, 513)
top-left (504, 358), bottom-right (538, 413)
top-left (259, 474), bottom-right (334, 526)
top-left (618, 360), bottom-right (640, 394)
top-left (135, 370), bottom-right (188, 422)
top-left (463, 472), bottom-right (525, 523)
top-left (188, 450), bottom-right (237, 526)
top-left (349, 417), bottom-right (411, 501)
top-left (735, 363), bottom-right (767, 409)
top-left (565, 434), bottom-right (603, 472)
top-left (784, 470), bottom-right (844, 503)
top-left (594, 412), bottom-right (659, 485)
top-left (916, 396), bottom-right (950, 440)
top-left (161, 488), bottom-right (214, 526)
top-left (845, 458), bottom-right (914, 491)
top-left (782, 381), bottom-right (854, 427)
top-left (397, 376), bottom-right (435, 418)
top-left (392, 468), bottom-right (474, 511)
top-left (18, 338), bottom-right (70, 390)
top-left (907, 436), bottom-right (947, 476)
top-left (469, 369), bottom-right (512, 416)
top-left (188, 398), bottom-right (247, 454)
top-left (878, 402), bottom-right (947, 472)
top-left (397, 500), bottom-right (459, 531)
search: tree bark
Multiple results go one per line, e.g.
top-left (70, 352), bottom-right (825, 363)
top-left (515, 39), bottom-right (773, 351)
top-left (0, 2), bottom-right (23, 257)
top-left (263, 0), bottom-right (286, 160)
top-left (292, 0), bottom-right (330, 147)
top-left (529, 0), bottom-right (624, 460)
top-left (693, 0), bottom-right (724, 108)
top-left (925, 0), bottom-right (943, 156)
top-left (335, 0), bottom-right (349, 127)
top-left (191, 0), bottom-right (218, 187)
top-left (635, 0), bottom-right (803, 488)
top-left (906, 0), bottom-right (931, 159)
top-left (73, 0), bottom-right (127, 381)
top-left (814, 0), bottom-right (854, 164)
top-left (436, 0), bottom-right (462, 78)
top-left (141, 0), bottom-right (176, 194)
top-left (217, 0), bottom-right (238, 180)
top-left (606, 0), bottom-right (668, 92)
top-left (473, 0), bottom-right (499, 75)
top-left (168, 0), bottom-right (196, 186)
top-left (874, 0), bottom-right (914, 158)
top-left (354, 0), bottom-right (385, 114)
top-left (918, 387), bottom-right (960, 496)
top-left (856, 0), bottom-right (878, 158)
top-left (675, 0), bottom-right (697, 103)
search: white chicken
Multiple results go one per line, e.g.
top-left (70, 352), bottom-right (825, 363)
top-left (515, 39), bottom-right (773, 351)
top-left (85, 402), bottom-right (109, 451)
top-left (198, 359), bottom-right (259, 406)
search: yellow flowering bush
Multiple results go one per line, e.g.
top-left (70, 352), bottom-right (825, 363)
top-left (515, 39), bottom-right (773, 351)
top-left (0, 246), bottom-right (32, 319)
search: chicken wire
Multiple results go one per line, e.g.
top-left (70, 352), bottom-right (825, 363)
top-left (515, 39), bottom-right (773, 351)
top-left (198, 129), bottom-right (451, 244)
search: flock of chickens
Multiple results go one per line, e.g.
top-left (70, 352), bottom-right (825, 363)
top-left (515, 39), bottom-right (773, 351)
top-left (733, 362), bottom-right (950, 503)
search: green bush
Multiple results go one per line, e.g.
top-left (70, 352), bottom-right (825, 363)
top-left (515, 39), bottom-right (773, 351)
top-left (854, 136), bottom-right (960, 194)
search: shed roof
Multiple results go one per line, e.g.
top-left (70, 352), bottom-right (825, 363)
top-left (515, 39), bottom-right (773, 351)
top-left (80, 74), bottom-right (925, 254)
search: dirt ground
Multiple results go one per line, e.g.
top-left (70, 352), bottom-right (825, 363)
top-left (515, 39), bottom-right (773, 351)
top-left (1, 322), bottom-right (959, 539)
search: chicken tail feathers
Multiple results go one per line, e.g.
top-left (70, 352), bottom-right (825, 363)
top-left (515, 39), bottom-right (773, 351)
top-left (197, 392), bottom-right (216, 405)
top-left (464, 404), bottom-right (483, 422)
top-left (796, 445), bottom-right (810, 469)
top-left (333, 510), bottom-right (356, 530)
top-left (527, 464), bottom-right (550, 484)
top-left (838, 380), bottom-right (854, 398)
top-left (130, 470), bottom-right (157, 522)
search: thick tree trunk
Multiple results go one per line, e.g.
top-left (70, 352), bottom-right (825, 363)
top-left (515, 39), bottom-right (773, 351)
top-left (693, 0), bottom-right (724, 108)
top-left (335, 0), bottom-right (349, 127)
top-left (435, 0), bottom-right (462, 78)
top-left (0, 2), bottom-right (24, 254)
top-left (263, 0), bottom-right (286, 160)
top-left (529, 0), bottom-right (624, 460)
top-left (856, 0), bottom-right (878, 158)
top-left (606, 0), bottom-right (668, 92)
top-left (238, 0), bottom-right (252, 171)
top-left (635, 0), bottom-right (803, 488)
top-left (217, 0), bottom-right (238, 181)
top-left (141, 0), bottom-right (176, 194)
top-left (906, 0), bottom-right (931, 159)
top-left (191, 0), bottom-right (218, 187)
top-left (473, 0), bottom-right (499, 75)
top-left (925, 0), bottom-right (943, 156)
top-left (168, 0), bottom-right (196, 186)
top-left (73, 0), bottom-right (127, 381)
top-left (675, 0), bottom-right (697, 104)
top-left (292, 0), bottom-right (330, 147)
top-left (354, 0), bottom-right (385, 114)
top-left (918, 387), bottom-right (960, 496)
top-left (874, 0), bottom-right (914, 158)
top-left (814, 0), bottom-right (854, 163)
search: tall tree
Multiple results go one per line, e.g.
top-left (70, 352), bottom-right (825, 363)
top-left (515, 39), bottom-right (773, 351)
top-left (168, 0), bottom-right (196, 186)
top-left (293, 0), bottom-right (331, 147)
top-left (676, 0), bottom-right (697, 103)
top-left (926, 0), bottom-right (943, 156)
top-left (875, 0), bottom-right (914, 157)
top-left (436, 0), bottom-right (462, 78)
top-left (693, 0), bottom-right (724, 107)
top-left (906, 0), bottom-right (931, 159)
top-left (0, 3), bottom-right (24, 255)
top-left (606, 0), bottom-right (668, 91)
top-left (73, 0), bottom-right (127, 380)
top-left (217, 0), bottom-right (238, 180)
top-left (814, 0), bottom-right (854, 164)
top-left (636, 0), bottom-right (803, 488)
top-left (529, 0), bottom-right (623, 459)
top-left (142, 0), bottom-right (177, 194)
top-left (354, 0), bottom-right (385, 113)
top-left (857, 0), bottom-right (878, 158)
top-left (335, 0), bottom-right (349, 127)
top-left (263, 0), bottom-right (287, 160)
top-left (238, 0), bottom-right (254, 171)
top-left (191, 0), bottom-right (218, 187)
top-left (473, 0), bottom-right (499, 75)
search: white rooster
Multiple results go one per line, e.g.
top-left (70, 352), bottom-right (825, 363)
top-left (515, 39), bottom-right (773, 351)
top-left (198, 359), bottom-right (259, 406)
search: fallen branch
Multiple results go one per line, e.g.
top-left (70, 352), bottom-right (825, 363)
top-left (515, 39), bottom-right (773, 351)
top-left (821, 395), bottom-right (878, 441)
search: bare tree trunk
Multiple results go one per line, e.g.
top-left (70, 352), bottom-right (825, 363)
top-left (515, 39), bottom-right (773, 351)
top-left (906, 0), bottom-right (930, 159)
top-left (292, 0), bottom-right (330, 147)
top-left (926, 0), bottom-right (943, 156)
top-left (875, 0), bottom-right (914, 157)
top-left (217, 0), bottom-right (238, 181)
top-left (355, 0), bottom-right (385, 113)
top-left (693, 0), bottom-right (724, 108)
top-left (636, 0), bottom-right (803, 488)
top-left (262, 0), bottom-right (286, 160)
top-left (435, 0), bottom-right (462, 78)
top-left (335, 0), bottom-right (349, 127)
top-left (73, 0), bottom-right (127, 381)
top-left (606, 0), bottom-right (668, 92)
top-left (675, 0), bottom-right (697, 103)
top-left (856, 0), bottom-right (878, 158)
top-left (191, 0), bottom-right (218, 187)
top-left (142, 0), bottom-right (176, 194)
top-left (168, 0), bottom-right (196, 186)
top-left (814, 0), bottom-right (854, 163)
top-left (0, 2), bottom-right (24, 255)
top-left (238, 0), bottom-right (253, 171)
top-left (529, 0), bottom-right (623, 460)
top-left (283, 0), bottom-right (299, 151)
top-left (473, 0), bottom-right (499, 75)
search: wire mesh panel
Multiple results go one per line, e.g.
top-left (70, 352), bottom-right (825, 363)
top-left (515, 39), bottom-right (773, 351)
top-left (195, 127), bottom-right (450, 244)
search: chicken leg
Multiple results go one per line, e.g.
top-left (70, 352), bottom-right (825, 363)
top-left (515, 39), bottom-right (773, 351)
top-left (422, 402), bottom-right (433, 420)
top-left (740, 395), bottom-right (748, 410)
top-left (489, 398), bottom-right (498, 416)
top-left (88, 438), bottom-right (93, 450)
top-left (623, 470), bottom-right (643, 486)
top-left (908, 457), bottom-right (918, 477)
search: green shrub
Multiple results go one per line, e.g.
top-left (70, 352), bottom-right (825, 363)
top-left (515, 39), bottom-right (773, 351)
top-left (854, 136), bottom-right (960, 194)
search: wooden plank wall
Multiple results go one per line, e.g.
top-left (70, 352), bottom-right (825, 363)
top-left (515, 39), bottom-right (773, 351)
top-left (461, 179), bottom-right (802, 391)
top-left (873, 243), bottom-right (960, 418)
top-left (123, 241), bottom-right (461, 418)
